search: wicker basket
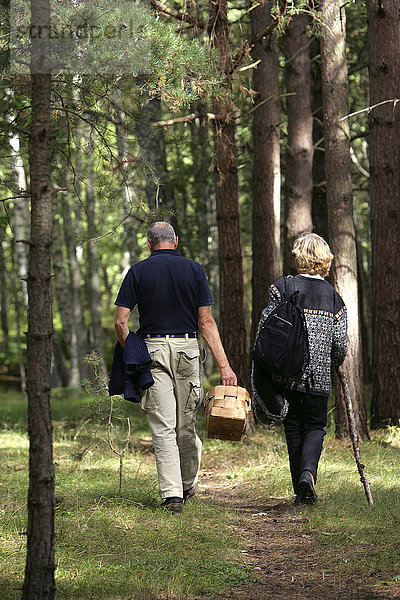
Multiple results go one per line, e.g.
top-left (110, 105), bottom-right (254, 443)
top-left (204, 385), bottom-right (251, 441)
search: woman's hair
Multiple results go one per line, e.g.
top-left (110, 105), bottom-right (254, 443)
top-left (147, 221), bottom-right (176, 248)
top-left (292, 233), bottom-right (334, 277)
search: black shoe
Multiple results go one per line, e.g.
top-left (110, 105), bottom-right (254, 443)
top-left (161, 497), bottom-right (183, 514)
top-left (183, 483), bottom-right (198, 503)
top-left (298, 471), bottom-right (317, 504)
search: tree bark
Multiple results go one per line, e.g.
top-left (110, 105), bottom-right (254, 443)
top-left (22, 0), bottom-right (55, 595)
top-left (60, 192), bottom-right (89, 385)
top-left (83, 128), bottom-right (106, 367)
top-left (250, 1), bottom-right (281, 348)
top-left (187, 106), bottom-right (213, 266)
top-left (208, 0), bottom-right (248, 389)
top-left (135, 82), bottom-right (174, 214)
top-left (113, 88), bottom-right (139, 266)
top-left (283, 14), bottom-right (313, 274)
top-left (52, 214), bottom-right (73, 351)
top-left (368, 0), bottom-right (400, 428)
top-left (310, 37), bottom-right (329, 242)
top-left (320, 0), bottom-right (368, 439)
top-left (9, 130), bottom-right (29, 308)
top-left (0, 221), bottom-right (9, 352)
top-left (11, 236), bottom-right (27, 392)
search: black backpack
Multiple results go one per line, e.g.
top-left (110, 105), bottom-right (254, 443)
top-left (252, 276), bottom-right (309, 378)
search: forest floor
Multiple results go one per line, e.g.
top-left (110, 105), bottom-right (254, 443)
top-left (189, 432), bottom-right (400, 600)
top-left (196, 483), bottom-right (399, 600)
top-left (1, 391), bottom-right (400, 600)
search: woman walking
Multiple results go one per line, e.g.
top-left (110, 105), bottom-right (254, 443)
top-left (254, 233), bottom-right (348, 504)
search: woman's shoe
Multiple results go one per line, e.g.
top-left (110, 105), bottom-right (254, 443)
top-left (298, 471), bottom-right (317, 504)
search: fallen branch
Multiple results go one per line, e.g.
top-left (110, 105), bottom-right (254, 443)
top-left (335, 365), bottom-right (373, 506)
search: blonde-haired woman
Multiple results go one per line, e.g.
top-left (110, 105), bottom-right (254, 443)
top-left (254, 233), bottom-right (348, 504)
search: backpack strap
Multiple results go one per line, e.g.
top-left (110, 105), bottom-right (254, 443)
top-left (285, 275), bottom-right (298, 300)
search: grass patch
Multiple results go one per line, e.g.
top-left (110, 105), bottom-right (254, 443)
top-left (0, 390), bottom-right (254, 600)
top-left (1, 390), bottom-right (400, 597)
top-left (204, 426), bottom-right (400, 588)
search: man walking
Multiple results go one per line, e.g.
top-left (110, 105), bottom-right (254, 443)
top-left (114, 222), bottom-right (236, 514)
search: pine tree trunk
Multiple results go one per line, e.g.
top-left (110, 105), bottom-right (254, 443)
top-left (189, 108), bottom-right (219, 377)
top-left (283, 13), bottom-right (313, 274)
top-left (368, 0), bottom-right (400, 428)
top-left (0, 222), bottom-right (9, 351)
top-left (310, 37), bottom-right (329, 242)
top-left (250, 1), bottom-right (281, 347)
top-left (113, 88), bottom-right (139, 266)
top-left (11, 237), bottom-right (27, 392)
top-left (188, 106), bottom-right (212, 269)
top-left (83, 129), bottom-right (106, 366)
top-left (135, 84), bottom-right (173, 213)
top-left (60, 193), bottom-right (88, 385)
top-left (22, 0), bottom-right (55, 594)
top-left (320, 0), bottom-right (368, 439)
top-left (209, 0), bottom-right (248, 389)
top-left (9, 130), bottom-right (29, 307)
top-left (52, 214), bottom-right (73, 351)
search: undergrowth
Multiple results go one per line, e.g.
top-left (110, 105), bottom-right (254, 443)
top-left (0, 389), bottom-right (399, 598)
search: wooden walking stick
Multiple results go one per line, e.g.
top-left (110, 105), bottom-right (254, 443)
top-left (336, 365), bottom-right (373, 505)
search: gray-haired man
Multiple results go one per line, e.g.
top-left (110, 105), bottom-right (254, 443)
top-left (114, 222), bottom-right (236, 513)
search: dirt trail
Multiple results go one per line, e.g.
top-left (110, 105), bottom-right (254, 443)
top-left (197, 483), bottom-right (399, 600)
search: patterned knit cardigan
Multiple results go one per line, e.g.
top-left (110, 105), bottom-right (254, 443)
top-left (253, 274), bottom-right (348, 400)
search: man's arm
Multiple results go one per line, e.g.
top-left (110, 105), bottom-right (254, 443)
top-left (114, 306), bottom-right (131, 349)
top-left (198, 305), bottom-right (237, 386)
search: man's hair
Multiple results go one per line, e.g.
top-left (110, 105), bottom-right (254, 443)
top-left (147, 221), bottom-right (176, 248)
top-left (292, 232), bottom-right (334, 278)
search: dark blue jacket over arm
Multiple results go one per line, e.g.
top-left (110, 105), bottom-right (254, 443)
top-left (109, 331), bottom-right (154, 402)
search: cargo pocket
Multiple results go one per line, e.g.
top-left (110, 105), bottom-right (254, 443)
top-left (148, 347), bottom-right (161, 367)
top-left (177, 347), bottom-right (200, 379)
top-left (140, 386), bottom-right (157, 412)
top-left (184, 383), bottom-right (203, 413)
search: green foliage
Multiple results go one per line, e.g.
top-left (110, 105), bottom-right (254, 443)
top-left (0, 391), bottom-right (253, 599)
top-left (7, 0), bottom-right (222, 109)
top-left (1, 390), bottom-right (400, 598)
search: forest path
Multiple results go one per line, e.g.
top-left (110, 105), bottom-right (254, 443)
top-left (195, 479), bottom-right (398, 600)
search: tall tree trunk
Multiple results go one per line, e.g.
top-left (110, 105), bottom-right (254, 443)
top-left (189, 107), bottom-right (213, 269)
top-left (209, 0), bottom-right (248, 389)
top-left (113, 88), bottom-right (139, 266)
top-left (60, 192), bottom-right (89, 385)
top-left (22, 0), bottom-right (55, 595)
top-left (52, 214), bottom-right (73, 351)
top-left (11, 237), bottom-right (27, 392)
top-left (135, 83), bottom-right (173, 214)
top-left (283, 14), bottom-right (313, 274)
top-left (189, 109), bottom-right (219, 377)
top-left (250, 1), bottom-right (281, 347)
top-left (368, 0), bottom-right (400, 428)
top-left (83, 129), bottom-right (106, 366)
top-left (9, 130), bottom-right (29, 307)
top-left (0, 221), bottom-right (9, 351)
top-left (320, 0), bottom-right (368, 439)
top-left (310, 37), bottom-right (329, 242)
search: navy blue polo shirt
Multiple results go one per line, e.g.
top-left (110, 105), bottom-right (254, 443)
top-left (115, 249), bottom-right (214, 335)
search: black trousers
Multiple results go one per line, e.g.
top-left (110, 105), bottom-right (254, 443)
top-left (283, 390), bottom-right (328, 495)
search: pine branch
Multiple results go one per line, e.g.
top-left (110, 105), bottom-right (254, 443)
top-left (149, 0), bottom-right (207, 30)
top-left (153, 112), bottom-right (216, 126)
top-left (230, 0), bottom-right (287, 74)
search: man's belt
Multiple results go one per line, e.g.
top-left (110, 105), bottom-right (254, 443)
top-left (144, 333), bottom-right (198, 339)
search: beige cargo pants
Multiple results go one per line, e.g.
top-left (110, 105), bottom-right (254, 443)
top-left (140, 337), bottom-right (203, 499)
